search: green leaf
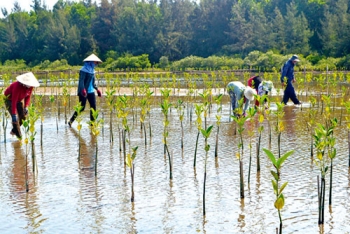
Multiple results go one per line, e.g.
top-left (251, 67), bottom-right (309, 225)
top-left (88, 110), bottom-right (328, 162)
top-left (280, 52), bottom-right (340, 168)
top-left (276, 150), bottom-right (294, 169)
top-left (271, 179), bottom-right (278, 193)
top-left (279, 182), bottom-right (288, 194)
top-left (271, 170), bottom-right (279, 181)
top-left (274, 194), bottom-right (285, 210)
top-left (263, 148), bottom-right (276, 166)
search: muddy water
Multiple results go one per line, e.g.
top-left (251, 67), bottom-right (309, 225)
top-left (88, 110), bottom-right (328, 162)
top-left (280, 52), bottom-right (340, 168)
top-left (0, 94), bottom-right (350, 234)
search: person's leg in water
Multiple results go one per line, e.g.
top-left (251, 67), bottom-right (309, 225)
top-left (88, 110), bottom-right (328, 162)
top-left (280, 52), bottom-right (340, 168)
top-left (87, 92), bottom-right (97, 122)
top-left (282, 84), bottom-right (301, 105)
top-left (5, 100), bottom-right (22, 139)
top-left (68, 94), bottom-right (87, 127)
top-left (229, 91), bottom-right (237, 116)
top-left (282, 85), bottom-right (291, 105)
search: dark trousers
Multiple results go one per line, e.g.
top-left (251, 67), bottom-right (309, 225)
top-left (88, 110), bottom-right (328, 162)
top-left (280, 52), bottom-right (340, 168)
top-left (282, 84), bottom-right (300, 105)
top-left (5, 99), bottom-right (25, 137)
top-left (69, 93), bottom-right (97, 124)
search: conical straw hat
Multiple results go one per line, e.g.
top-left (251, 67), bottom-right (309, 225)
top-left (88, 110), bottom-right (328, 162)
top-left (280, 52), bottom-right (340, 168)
top-left (16, 72), bottom-right (40, 87)
top-left (83, 53), bottom-right (102, 63)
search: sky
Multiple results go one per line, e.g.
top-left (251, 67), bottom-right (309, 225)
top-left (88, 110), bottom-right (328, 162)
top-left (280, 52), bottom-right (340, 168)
top-left (0, 0), bottom-right (101, 17)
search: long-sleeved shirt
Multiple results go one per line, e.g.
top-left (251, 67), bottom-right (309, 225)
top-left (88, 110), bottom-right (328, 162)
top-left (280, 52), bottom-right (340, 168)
top-left (280, 60), bottom-right (295, 84)
top-left (4, 81), bottom-right (33, 114)
top-left (227, 81), bottom-right (250, 112)
top-left (77, 70), bottom-right (98, 95)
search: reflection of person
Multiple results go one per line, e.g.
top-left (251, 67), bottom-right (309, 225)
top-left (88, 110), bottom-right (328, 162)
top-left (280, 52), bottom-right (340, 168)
top-left (68, 53), bottom-right (103, 127)
top-left (281, 55), bottom-right (302, 105)
top-left (4, 72), bottom-right (40, 139)
top-left (227, 81), bottom-right (256, 116)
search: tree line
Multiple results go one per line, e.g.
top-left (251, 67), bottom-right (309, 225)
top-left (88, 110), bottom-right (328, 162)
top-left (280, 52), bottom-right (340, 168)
top-left (1, 0), bottom-right (350, 68)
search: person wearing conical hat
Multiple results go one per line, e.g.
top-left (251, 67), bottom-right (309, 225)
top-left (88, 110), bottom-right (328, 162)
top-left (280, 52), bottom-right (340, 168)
top-left (4, 72), bottom-right (40, 139)
top-left (227, 81), bottom-right (256, 117)
top-left (68, 53), bottom-right (103, 127)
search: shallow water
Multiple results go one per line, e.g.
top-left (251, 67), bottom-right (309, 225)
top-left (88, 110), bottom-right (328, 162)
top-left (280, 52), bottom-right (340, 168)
top-left (0, 93), bottom-right (350, 234)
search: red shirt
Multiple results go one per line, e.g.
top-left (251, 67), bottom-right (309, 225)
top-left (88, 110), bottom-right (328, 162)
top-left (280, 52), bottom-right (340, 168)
top-left (4, 81), bottom-right (33, 114)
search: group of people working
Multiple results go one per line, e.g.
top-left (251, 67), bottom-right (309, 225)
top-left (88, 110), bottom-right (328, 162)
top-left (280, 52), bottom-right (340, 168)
top-left (227, 54), bottom-right (301, 116)
top-left (4, 54), bottom-right (301, 139)
top-left (4, 53), bottom-right (103, 139)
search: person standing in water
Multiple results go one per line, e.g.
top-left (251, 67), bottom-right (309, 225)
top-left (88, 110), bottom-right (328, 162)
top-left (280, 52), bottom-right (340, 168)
top-left (281, 55), bottom-right (302, 105)
top-left (4, 72), bottom-right (40, 139)
top-left (68, 53), bottom-right (102, 127)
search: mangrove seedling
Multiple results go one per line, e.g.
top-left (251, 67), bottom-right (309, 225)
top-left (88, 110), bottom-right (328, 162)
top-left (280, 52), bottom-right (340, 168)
top-left (22, 119), bottom-right (30, 192)
top-left (26, 104), bottom-right (40, 174)
top-left (214, 94), bottom-right (223, 157)
top-left (73, 102), bottom-right (84, 161)
top-left (89, 108), bottom-right (104, 176)
top-left (160, 94), bottom-right (173, 180)
top-left (175, 99), bottom-right (185, 149)
top-left (263, 148), bottom-right (294, 234)
top-left (126, 146), bottom-right (138, 202)
top-left (247, 107), bottom-right (257, 184)
top-left (232, 106), bottom-right (250, 199)
top-left (313, 119), bottom-right (337, 224)
top-left (201, 125), bottom-right (213, 216)
top-left (105, 89), bottom-right (116, 143)
top-left (193, 104), bottom-right (203, 168)
top-left (274, 102), bottom-right (285, 158)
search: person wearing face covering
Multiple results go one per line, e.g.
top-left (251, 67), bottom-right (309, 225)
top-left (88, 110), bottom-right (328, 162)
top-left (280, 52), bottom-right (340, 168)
top-left (68, 53), bottom-right (103, 127)
top-left (4, 72), bottom-right (40, 139)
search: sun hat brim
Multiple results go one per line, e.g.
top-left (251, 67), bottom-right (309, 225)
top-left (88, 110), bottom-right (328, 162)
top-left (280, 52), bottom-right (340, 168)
top-left (83, 53), bottom-right (102, 63)
top-left (16, 72), bottom-right (40, 87)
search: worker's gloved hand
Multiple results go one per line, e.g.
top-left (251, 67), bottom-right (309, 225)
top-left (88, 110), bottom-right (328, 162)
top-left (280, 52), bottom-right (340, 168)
top-left (81, 89), bottom-right (87, 97)
top-left (12, 114), bottom-right (17, 123)
top-left (97, 89), bottom-right (102, 97)
top-left (24, 107), bottom-right (28, 115)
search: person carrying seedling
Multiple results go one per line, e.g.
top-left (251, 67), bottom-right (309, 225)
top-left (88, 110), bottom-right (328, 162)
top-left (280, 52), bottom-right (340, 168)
top-left (281, 54), bottom-right (302, 105)
top-left (227, 81), bottom-right (256, 117)
top-left (4, 72), bottom-right (40, 139)
top-left (68, 53), bottom-right (103, 127)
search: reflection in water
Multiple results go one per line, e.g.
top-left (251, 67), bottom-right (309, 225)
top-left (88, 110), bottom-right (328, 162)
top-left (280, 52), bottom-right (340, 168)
top-left (10, 141), bottom-right (44, 233)
top-left (238, 198), bottom-right (246, 231)
top-left (1, 96), bottom-right (350, 233)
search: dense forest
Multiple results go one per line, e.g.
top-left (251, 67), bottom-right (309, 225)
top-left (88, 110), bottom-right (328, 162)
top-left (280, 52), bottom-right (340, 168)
top-left (1, 0), bottom-right (350, 69)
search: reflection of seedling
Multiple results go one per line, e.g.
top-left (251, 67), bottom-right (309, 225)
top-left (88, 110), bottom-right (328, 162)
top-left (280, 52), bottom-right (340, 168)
top-left (263, 148), bottom-right (294, 234)
top-left (89, 108), bottom-right (104, 176)
top-left (201, 125), bottom-right (213, 216)
top-left (126, 146), bottom-right (138, 202)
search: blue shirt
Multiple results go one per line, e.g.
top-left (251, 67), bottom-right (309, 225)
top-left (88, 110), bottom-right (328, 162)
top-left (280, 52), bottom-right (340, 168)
top-left (280, 60), bottom-right (295, 84)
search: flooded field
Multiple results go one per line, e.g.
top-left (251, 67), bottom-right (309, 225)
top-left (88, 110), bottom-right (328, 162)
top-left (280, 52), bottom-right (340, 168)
top-left (0, 91), bottom-right (350, 234)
